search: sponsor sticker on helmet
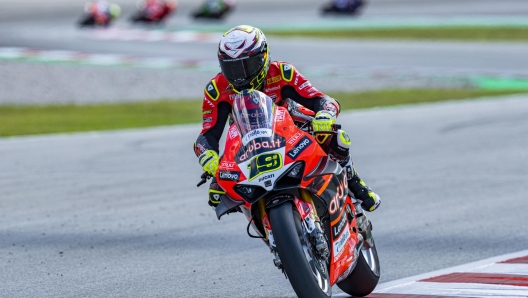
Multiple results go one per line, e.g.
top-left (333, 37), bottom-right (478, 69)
top-left (242, 128), bottom-right (273, 146)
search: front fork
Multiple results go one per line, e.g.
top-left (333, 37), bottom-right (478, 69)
top-left (262, 190), bottom-right (330, 270)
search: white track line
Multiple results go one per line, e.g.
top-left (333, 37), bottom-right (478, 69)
top-left (84, 28), bottom-right (222, 43)
top-left (0, 47), bottom-right (217, 70)
top-left (469, 263), bottom-right (528, 276)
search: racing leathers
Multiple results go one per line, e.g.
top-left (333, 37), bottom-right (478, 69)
top-left (194, 61), bottom-right (380, 212)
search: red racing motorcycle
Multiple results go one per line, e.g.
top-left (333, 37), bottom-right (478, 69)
top-left (198, 90), bottom-right (380, 297)
top-left (130, 0), bottom-right (177, 24)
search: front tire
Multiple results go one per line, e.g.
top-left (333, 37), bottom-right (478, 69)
top-left (269, 202), bottom-right (331, 298)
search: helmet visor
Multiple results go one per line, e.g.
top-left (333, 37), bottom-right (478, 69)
top-left (220, 54), bottom-right (264, 87)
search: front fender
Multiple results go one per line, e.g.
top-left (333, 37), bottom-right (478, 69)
top-left (265, 194), bottom-right (295, 210)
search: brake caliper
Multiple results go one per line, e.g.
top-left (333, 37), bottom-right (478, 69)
top-left (305, 213), bottom-right (330, 260)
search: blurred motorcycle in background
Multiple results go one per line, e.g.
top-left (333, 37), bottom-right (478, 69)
top-left (78, 1), bottom-right (121, 27)
top-left (192, 0), bottom-right (234, 20)
top-left (130, 0), bottom-right (177, 24)
top-left (322, 0), bottom-right (365, 15)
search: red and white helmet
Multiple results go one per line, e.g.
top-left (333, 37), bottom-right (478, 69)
top-left (218, 25), bottom-right (270, 92)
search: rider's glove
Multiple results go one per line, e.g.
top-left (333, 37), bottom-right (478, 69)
top-left (208, 180), bottom-right (225, 210)
top-left (198, 150), bottom-right (219, 177)
top-left (312, 111), bottom-right (336, 132)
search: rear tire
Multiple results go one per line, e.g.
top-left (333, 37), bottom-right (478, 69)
top-left (269, 202), bottom-right (331, 298)
top-left (336, 240), bottom-right (380, 296)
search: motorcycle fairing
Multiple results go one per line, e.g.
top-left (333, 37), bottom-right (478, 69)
top-left (218, 106), bottom-right (325, 202)
top-left (215, 194), bottom-right (244, 219)
top-left (307, 167), bottom-right (360, 285)
top-left (217, 94), bottom-right (359, 286)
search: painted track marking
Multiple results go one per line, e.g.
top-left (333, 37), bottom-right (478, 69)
top-left (372, 250), bottom-right (528, 297)
top-left (83, 28), bottom-right (222, 43)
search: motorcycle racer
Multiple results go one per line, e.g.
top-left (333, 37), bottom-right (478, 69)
top-left (194, 25), bottom-right (380, 214)
top-left (192, 0), bottom-right (233, 19)
top-left (80, 1), bottom-right (121, 27)
top-left (132, 0), bottom-right (176, 23)
top-left (322, 0), bottom-right (364, 14)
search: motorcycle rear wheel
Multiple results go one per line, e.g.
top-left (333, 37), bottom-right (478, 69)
top-left (269, 202), bottom-right (331, 298)
top-left (336, 238), bottom-right (380, 296)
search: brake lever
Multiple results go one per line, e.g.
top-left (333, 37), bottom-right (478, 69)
top-left (197, 172), bottom-right (211, 187)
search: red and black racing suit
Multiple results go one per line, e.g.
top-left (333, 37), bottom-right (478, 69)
top-left (193, 61), bottom-right (339, 157)
top-left (193, 61), bottom-right (376, 210)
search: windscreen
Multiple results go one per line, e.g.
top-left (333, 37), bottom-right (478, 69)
top-left (232, 90), bottom-right (275, 147)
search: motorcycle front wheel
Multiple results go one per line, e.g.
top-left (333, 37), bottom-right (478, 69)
top-left (269, 202), bottom-right (331, 298)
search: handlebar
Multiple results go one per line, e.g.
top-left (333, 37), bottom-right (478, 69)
top-left (197, 172), bottom-right (211, 187)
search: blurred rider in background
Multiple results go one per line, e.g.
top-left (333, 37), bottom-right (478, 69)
top-left (140, 0), bottom-right (177, 21)
top-left (84, 1), bottom-right (121, 26)
top-left (192, 0), bottom-right (234, 19)
top-left (194, 25), bottom-right (381, 214)
top-left (322, 0), bottom-right (364, 14)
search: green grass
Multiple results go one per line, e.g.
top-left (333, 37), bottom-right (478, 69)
top-left (0, 100), bottom-right (203, 137)
top-left (0, 89), bottom-right (525, 137)
top-left (267, 27), bottom-right (528, 41)
top-left (327, 89), bottom-right (525, 110)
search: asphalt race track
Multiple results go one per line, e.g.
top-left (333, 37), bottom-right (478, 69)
top-left (1, 0), bottom-right (528, 297)
top-left (2, 95), bottom-right (528, 297)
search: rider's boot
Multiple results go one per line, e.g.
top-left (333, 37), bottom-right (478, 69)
top-left (326, 129), bottom-right (381, 212)
top-left (340, 157), bottom-right (381, 212)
